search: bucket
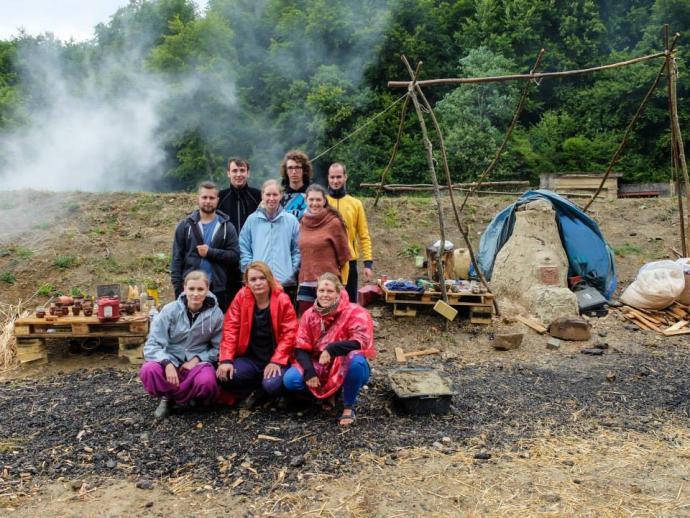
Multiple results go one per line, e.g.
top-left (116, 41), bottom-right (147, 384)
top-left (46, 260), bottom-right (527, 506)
top-left (453, 248), bottom-right (471, 279)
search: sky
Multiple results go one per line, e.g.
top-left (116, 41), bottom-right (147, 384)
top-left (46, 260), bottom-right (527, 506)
top-left (0, 0), bottom-right (208, 42)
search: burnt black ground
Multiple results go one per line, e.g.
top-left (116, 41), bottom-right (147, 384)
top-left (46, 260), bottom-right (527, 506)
top-left (1, 348), bottom-right (688, 496)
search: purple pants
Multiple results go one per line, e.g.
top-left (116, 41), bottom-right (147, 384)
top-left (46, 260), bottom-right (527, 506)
top-left (219, 356), bottom-right (285, 397)
top-left (139, 361), bottom-right (219, 405)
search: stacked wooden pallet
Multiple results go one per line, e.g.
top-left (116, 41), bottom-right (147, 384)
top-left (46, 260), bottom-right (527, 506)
top-left (13, 313), bottom-right (149, 365)
top-left (380, 283), bottom-right (494, 323)
top-left (618, 302), bottom-right (690, 336)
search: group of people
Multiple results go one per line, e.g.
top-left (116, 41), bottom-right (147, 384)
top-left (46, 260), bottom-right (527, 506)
top-left (140, 151), bottom-right (375, 426)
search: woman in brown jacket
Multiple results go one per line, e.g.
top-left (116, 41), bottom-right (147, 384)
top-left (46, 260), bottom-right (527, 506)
top-left (297, 184), bottom-right (351, 315)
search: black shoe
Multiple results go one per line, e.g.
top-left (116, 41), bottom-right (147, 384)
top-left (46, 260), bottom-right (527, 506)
top-left (154, 398), bottom-right (171, 420)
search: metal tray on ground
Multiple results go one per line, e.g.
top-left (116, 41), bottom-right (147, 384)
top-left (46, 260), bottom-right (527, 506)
top-left (388, 367), bottom-right (455, 415)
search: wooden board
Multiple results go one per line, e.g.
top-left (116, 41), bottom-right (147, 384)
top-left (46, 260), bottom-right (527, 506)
top-left (14, 313), bottom-right (149, 339)
top-left (15, 338), bottom-right (48, 365)
top-left (381, 284), bottom-right (493, 307)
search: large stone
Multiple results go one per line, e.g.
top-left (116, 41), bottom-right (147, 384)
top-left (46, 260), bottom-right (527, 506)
top-left (548, 317), bottom-right (591, 341)
top-left (493, 333), bottom-right (523, 351)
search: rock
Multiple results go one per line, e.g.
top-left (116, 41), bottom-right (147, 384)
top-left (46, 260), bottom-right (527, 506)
top-left (624, 323), bottom-right (639, 332)
top-left (432, 441), bottom-right (444, 450)
top-left (493, 333), bottom-right (523, 351)
top-left (441, 437), bottom-right (452, 443)
top-left (543, 494), bottom-right (561, 503)
top-left (136, 479), bottom-right (154, 490)
top-left (594, 340), bottom-right (609, 350)
top-left (629, 232), bottom-right (637, 236)
top-left (473, 452), bottom-right (491, 460)
top-left (562, 460), bottom-right (574, 467)
top-left (606, 372), bottom-right (616, 382)
top-left (598, 330), bottom-right (608, 337)
top-left (546, 337), bottom-right (561, 350)
top-left (607, 299), bottom-right (622, 307)
top-left (288, 455), bottom-right (305, 468)
top-left (83, 446), bottom-right (93, 453)
top-left (145, 502), bottom-right (154, 508)
top-left (580, 348), bottom-right (604, 356)
top-left (548, 317), bottom-right (591, 341)
top-left (106, 460), bottom-right (116, 469)
top-left (71, 480), bottom-right (85, 491)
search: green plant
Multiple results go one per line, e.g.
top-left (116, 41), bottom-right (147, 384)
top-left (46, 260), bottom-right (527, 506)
top-left (612, 243), bottom-right (643, 257)
top-left (64, 201), bottom-right (80, 213)
top-left (400, 243), bottom-right (421, 257)
top-left (37, 283), bottom-right (59, 296)
top-left (0, 271), bottom-right (16, 284)
top-left (0, 248), bottom-right (9, 257)
top-left (383, 207), bottom-right (400, 228)
top-left (14, 246), bottom-right (33, 258)
top-left (70, 287), bottom-right (88, 297)
top-left (34, 222), bottom-right (51, 230)
top-left (144, 279), bottom-right (159, 290)
top-left (53, 255), bottom-right (77, 269)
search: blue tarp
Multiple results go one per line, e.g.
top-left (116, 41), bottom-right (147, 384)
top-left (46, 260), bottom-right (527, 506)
top-left (477, 189), bottom-right (617, 299)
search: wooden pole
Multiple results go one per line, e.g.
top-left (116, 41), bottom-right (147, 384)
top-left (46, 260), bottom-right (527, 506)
top-left (582, 34), bottom-right (679, 212)
top-left (404, 63), bottom-right (450, 305)
top-left (373, 66), bottom-right (419, 208)
top-left (664, 25), bottom-right (687, 255)
top-left (401, 55), bottom-right (498, 315)
top-left (388, 52), bottom-right (666, 88)
top-left (668, 47), bottom-right (690, 253)
top-left (363, 181), bottom-right (529, 189)
top-left (460, 49), bottom-right (545, 212)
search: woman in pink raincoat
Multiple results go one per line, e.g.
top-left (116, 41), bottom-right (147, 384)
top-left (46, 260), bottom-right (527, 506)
top-left (283, 272), bottom-right (376, 426)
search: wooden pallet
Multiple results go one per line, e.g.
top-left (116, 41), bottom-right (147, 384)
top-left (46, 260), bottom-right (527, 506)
top-left (381, 284), bottom-right (494, 323)
top-left (14, 314), bottom-right (149, 364)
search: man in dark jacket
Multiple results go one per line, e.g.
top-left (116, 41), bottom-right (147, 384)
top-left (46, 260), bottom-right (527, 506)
top-left (171, 181), bottom-right (239, 312)
top-left (218, 157), bottom-right (261, 301)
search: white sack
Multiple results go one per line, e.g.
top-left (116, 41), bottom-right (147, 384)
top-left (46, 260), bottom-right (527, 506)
top-left (620, 260), bottom-right (685, 309)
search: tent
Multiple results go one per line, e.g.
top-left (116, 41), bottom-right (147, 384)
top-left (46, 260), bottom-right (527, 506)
top-left (477, 189), bottom-right (617, 299)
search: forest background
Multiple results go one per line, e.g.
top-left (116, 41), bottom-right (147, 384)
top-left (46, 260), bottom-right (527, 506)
top-left (0, 0), bottom-right (688, 192)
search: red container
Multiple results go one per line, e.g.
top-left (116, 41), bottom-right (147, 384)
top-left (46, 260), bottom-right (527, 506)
top-left (97, 297), bottom-right (120, 322)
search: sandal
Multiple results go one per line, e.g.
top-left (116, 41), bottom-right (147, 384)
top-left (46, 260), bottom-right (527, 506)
top-left (338, 407), bottom-right (356, 427)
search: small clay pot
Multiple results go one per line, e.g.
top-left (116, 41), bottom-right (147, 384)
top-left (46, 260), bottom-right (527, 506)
top-left (61, 306), bottom-right (69, 317)
top-left (72, 306), bottom-right (81, 316)
top-left (133, 299), bottom-right (141, 312)
top-left (83, 308), bottom-right (93, 317)
top-left (49, 305), bottom-right (57, 316)
top-left (35, 308), bottom-right (46, 318)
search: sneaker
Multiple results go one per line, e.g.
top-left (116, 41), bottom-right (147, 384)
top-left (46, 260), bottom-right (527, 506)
top-left (154, 398), bottom-right (171, 420)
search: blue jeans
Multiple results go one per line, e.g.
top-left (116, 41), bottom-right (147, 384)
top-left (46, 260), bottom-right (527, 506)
top-left (283, 355), bottom-right (370, 407)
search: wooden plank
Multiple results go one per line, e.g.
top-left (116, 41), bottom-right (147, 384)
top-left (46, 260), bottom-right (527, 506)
top-left (16, 338), bottom-right (47, 364)
top-left (71, 323), bottom-right (90, 335)
top-left (663, 320), bottom-right (688, 333)
top-left (14, 324), bottom-right (31, 336)
top-left (515, 315), bottom-right (547, 334)
top-left (624, 308), bottom-right (662, 330)
top-left (662, 328), bottom-right (690, 336)
top-left (393, 304), bottom-right (417, 317)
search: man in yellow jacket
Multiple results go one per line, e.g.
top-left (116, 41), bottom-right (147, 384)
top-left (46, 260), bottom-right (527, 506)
top-left (327, 162), bottom-right (374, 304)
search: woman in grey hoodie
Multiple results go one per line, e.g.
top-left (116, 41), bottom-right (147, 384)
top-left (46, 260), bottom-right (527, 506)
top-left (139, 270), bottom-right (224, 420)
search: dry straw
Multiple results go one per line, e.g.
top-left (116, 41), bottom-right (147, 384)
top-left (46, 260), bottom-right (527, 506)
top-left (0, 297), bottom-right (35, 372)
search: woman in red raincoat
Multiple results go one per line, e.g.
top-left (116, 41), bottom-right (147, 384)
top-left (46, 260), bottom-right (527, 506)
top-left (283, 272), bottom-right (376, 426)
top-left (216, 261), bottom-right (298, 403)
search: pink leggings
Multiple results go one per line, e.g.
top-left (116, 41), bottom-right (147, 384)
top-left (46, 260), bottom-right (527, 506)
top-left (139, 361), bottom-right (219, 405)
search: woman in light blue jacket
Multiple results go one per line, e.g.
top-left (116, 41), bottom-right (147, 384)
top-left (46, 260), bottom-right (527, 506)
top-left (140, 270), bottom-right (224, 420)
top-left (239, 179), bottom-right (301, 288)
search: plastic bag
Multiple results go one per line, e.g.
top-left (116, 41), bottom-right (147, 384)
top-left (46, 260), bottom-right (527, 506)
top-left (674, 258), bottom-right (690, 305)
top-left (620, 260), bottom-right (685, 309)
